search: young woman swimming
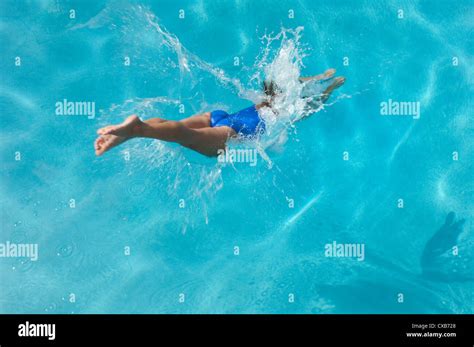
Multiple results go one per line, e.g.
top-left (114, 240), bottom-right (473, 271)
top-left (94, 69), bottom-right (345, 157)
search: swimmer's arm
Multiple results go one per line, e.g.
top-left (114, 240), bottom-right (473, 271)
top-left (299, 74), bottom-right (325, 83)
top-left (299, 76), bottom-right (318, 82)
top-left (255, 101), bottom-right (270, 109)
top-left (299, 69), bottom-right (335, 83)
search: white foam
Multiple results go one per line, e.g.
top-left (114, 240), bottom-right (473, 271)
top-left (87, 5), bottom-right (342, 216)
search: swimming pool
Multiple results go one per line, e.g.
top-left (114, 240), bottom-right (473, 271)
top-left (1, 0), bottom-right (473, 314)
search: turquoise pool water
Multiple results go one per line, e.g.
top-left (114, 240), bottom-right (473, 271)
top-left (1, 0), bottom-right (473, 313)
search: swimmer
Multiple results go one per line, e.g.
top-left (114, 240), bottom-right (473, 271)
top-left (94, 68), bottom-right (345, 157)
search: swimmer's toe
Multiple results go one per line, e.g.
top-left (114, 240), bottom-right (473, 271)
top-left (97, 125), bottom-right (115, 135)
top-left (94, 137), bottom-right (105, 155)
top-left (95, 134), bottom-right (127, 156)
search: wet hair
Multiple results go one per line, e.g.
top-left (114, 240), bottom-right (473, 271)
top-left (263, 80), bottom-right (280, 97)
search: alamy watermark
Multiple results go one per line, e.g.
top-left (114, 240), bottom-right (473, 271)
top-left (0, 241), bottom-right (38, 261)
top-left (217, 148), bottom-right (258, 167)
top-left (325, 241), bottom-right (365, 261)
top-left (18, 321), bottom-right (55, 341)
top-left (55, 99), bottom-right (95, 119)
top-left (380, 99), bottom-right (420, 119)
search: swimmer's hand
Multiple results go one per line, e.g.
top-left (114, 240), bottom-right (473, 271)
top-left (299, 68), bottom-right (336, 83)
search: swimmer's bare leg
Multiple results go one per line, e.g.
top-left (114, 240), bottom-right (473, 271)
top-left (97, 116), bottom-right (167, 135)
top-left (179, 112), bottom-right (211, 129)
top-left (95, 114), bottom-right (235, 156)
top-left (97, 112), bottom-right (211, 137)
top-left (299, 68), bottom-right (336, 83)
top-left (137, 118), bottom-right (235, 156)
top-left (181, 126), bottom-right (235, 156)
top-left (94, 113), bottom-right (204, 156)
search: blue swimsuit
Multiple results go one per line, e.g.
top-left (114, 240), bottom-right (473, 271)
top-left (210, 105), bottom-right (265, 136)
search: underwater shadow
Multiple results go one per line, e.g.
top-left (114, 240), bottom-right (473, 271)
top-left (421, 212), bottom-right (473, 282)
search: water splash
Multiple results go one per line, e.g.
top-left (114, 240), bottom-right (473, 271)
top-left (78, 5), bottom-right (338, 220)
top-left (249, 26), bottom-right (336, 155)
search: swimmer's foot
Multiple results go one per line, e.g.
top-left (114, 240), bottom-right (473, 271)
top-left (97, 115), bottom-right (143, 137)
top-left (94, 134), bottom-right (128, 156)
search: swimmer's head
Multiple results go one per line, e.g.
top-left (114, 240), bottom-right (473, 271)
top-left (263, 80), bottom-right (281, 99)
